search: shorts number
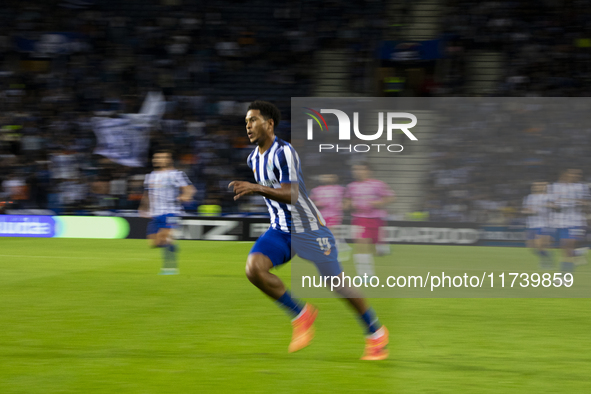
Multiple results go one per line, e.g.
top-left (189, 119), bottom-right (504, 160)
top-left (316, 237), bottom-right (331, 252)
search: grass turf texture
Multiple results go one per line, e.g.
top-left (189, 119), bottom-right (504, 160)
top-left (0, 238), bottom-right (589, 393)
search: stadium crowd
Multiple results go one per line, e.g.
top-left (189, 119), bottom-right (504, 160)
top-left (442, 0), bottom-right (591, 96)
top-left (1, 0), bottom-right (590, 224)
top-left (0, 0), bottom-right (386, 215)
top-left (425, 100), bottom-right (591, 224)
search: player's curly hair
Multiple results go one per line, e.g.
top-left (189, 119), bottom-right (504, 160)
top-left (248, 100), bottom-right (281, 128)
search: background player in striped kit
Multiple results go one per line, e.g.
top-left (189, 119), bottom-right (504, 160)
top-left (522, 182), bottom-right (554, 268)
top-left (139, 150), bottom-right (196, 275)
top-left (569, 169), bottom-right (590, 266)
top-left (344, 163), bottom-right (395, 282)
top-left (309, 174), bottom-right (352, 262)
top-left (548, 169), bottom-right (589, 274)
top-left (229, 101), bottom-right (389, 360)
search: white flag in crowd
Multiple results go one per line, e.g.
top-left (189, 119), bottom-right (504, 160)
top-left (92, 92), bottom-right (165, 167)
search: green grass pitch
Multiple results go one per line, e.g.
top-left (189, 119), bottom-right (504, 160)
top-left (0, 238), bottom-right (590, 393)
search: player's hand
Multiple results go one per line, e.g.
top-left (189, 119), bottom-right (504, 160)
top-left (229, 181), bottom-right (259, 200)
top-left (370, 200), bottom-right (384, 208)
top-left (177, 195), bottom-right (193, 203)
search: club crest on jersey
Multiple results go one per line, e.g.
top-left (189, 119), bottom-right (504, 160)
top-left (266, 161), bottom-right (274, 173)
top-left (259, 179), bottom-right (278, 187)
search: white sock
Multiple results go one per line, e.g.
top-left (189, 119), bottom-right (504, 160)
top-left (367, 326), bottom-right (385, 339)
top-left (375, 243), bottom-right (390, 255)
top-left (574, 247), bottom-right (588, 257)
top-left (365, 254), bottom-right (375, 277)
top-left (354, 253), bottom-right (375, 277)
top-left (336, 239), bottom-right (351, 252)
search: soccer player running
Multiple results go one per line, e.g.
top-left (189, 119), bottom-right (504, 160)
top-left (522, 182), bottom-right (554, 268)
top-left (548, 169), bottom-right (589, 274)
top-left (139, 150), bottom-right (196, 275)
top-left (229, 101), bottom-right (388, 360)
top-left (344, 163), bottom-right (395, 281)
top-left (570, 169), bottom-right (590, 266)
top-left (309, 173), bottom-right (352, 262)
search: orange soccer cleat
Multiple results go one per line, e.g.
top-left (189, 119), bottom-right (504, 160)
top-left (361, 325), bottom-right (389, 360)
top-left (288, 303), bottom-right (318, 353)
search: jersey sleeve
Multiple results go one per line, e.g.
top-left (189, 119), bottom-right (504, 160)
top-left (143, 173), bottom-right (150, 189)
top-left (275, 146), bottom-right (298, 183)
top-left (173, 171), bottom-right (191, 187)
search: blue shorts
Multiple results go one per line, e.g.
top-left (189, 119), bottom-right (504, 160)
top-left (556, 227), bottom-right (586, 241)
top-left (146, 213), bottom-right (179, 236)
top-left (250, 226), bottom-right (343, 277)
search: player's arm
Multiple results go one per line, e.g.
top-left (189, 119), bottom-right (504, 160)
top-left (174, 171), bottom-right (196, 203)
top-left (178, 184), bottom-right (197, 202)
top-left (371, 185), bottom-right (396, 208)
top-left (138, 191), bottom-right (150, 217)
top-left (229, 181), bottom-right (297, 205)
top-left (231, 146), bottom-right (301, 204)
top-left (342, 185), bottom-right (352, 211)
top-left (342, 197), bottom-right (351, 211)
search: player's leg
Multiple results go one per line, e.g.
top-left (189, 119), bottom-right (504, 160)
top-left (352, 218), bottom-right (378, 282)
top-left (247, 229), bottom-right (317, 353)
top-left (329, 224), bottom-right (351, 262)
top-left (157, 227), bottom-right (179, 274)
top-left (246, 253), bottom-right (288, 299)
top-left (333, 285), bottom-right (389, 360)
top-left (375, 243), bottom-right (391, 256)
top-left (533, 230), bottom-right (552, 269)
top-left (353, 239), bottom-right (375, 281)
top-left (374, 221), bottom-right (390, 256)
top-left (559, 229), bottom-right (576, 274)
top-left (572, 227), bottom-right (588, 266)
top-left (297, 227), bottom-right (388, 360)
top-left (315, 265), bottom-right (388, 360)
top-left (148, 234), bottom-right (158, 247)
top-left (146, 219), bottom-right (159, 248)
top-left (146, 216), bottom-right (177, 274)
top-left (156, 214), bottom-right (180, 275)
top-left (538, 233), bottom-right (554, 268)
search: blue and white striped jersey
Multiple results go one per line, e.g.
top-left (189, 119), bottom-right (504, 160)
top-left (522, 193), bottom-right (552, 229)
top-left (247, 137), bottom-right (325, 233)
top-left (548, 182), bottom-right (589, 228)
top-left (144, 169), bottom-right (191, 216)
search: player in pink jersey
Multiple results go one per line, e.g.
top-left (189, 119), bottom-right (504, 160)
top-left (344, 163), bottom-right (395, 280)
top-left (310, 174), bottom-right (345, 227)
top-left (310, 174), bottom-right (351, 261)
